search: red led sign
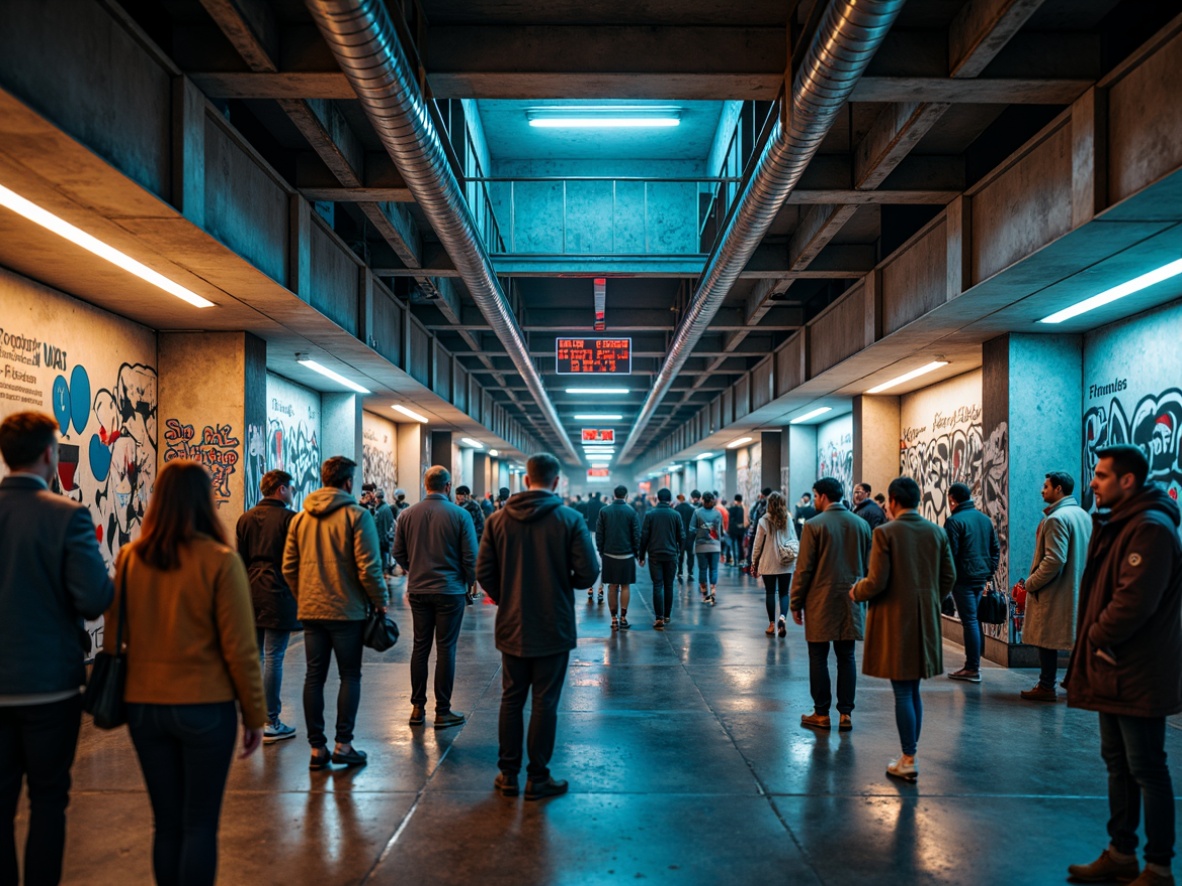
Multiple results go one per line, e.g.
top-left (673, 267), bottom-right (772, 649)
top-left (581, 429), bottom-right (616, 443)
top-left (587, 468), bottom-right (611, 478)
top-left (555, 338), bottom-right (631, 375)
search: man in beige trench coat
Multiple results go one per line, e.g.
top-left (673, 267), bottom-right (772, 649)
top-left (1019, 471), bottom-right (1092, 701)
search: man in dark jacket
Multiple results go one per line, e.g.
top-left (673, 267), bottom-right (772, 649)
top-left (744, 488), bottom-right (771, 567)
top-left (0, 411), bottom-right (113, 885)
top-left (584, 491), bottom-right (605, 532)
top-left (944, 482), bottom-right (1000, 682)
top-left (481, 493), bottom-right (495, 518)
top-left (237, 469), bottom-right (300, 743)
top-left (1066, 445), bottom-right (1182, 886)
top-left (726, 495), bottom-right (747, 565)
top-left (596, 486), bottom-right (642, 630)
top-left (477, 453), bottom-right (599, 801)
top-left (675, 493), bottom-right (697, 583)
top-left (852, 482), bottom-right (886, 531)
top-left (639, 488), bottom-right (685, 629)
top-left (455, 485), bottom-right (485, 540)
top-left (373, 489), bottom-right (396, 575)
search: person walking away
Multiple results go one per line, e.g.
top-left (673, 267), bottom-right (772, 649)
top-left (744, 488), bottom-right (771, 571)
top-left (283, 456), bottom-right (389, 770)
top-left (392, 467), bottom-right (478, 729)
top-left (572, 494), bottom-right (587, 523)
top-left (0, 411), bottom-right (113, 886)
top-left (477, 454), bottom-right (599, 800)
top-left (727, 495), bottom-right (747, 566)
top-left (1018, 471), bottom-right (1091, 702)
top-left (236, 469), bottom-right (300, 744)
top-left (714, 493), bottom-right (731, 564)
top-left (852, 477), bottom-right (955, 782)
top-left (596, 486), bottom-right (641, 631)
top-left (751, 492), bottom-right (799, 638)
top-left (674, 492), bottom-right (697, 583)
top-left (1065, 445), bottom-right (1182, 886)
top-left (795, 492), bottom-right (818, 532)
top-left (107, 460), bottom-right (266, 886)
top-left (852, 482), bottom-right (886, 530)
top-left (944, 482), bottom-right (1001, 683)
top-left (689, 492), bottom-right (725, 605)
top-left (456, 484), bottom-right (487, 601)
top-left (372, 489), bottom-right (396, 576)
top-left (639, 489), bottom-right (685, 629)
top-left (789, 478), bottom-right (871, 731)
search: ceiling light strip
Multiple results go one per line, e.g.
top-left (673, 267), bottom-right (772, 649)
top-left (865, 361), bottom-right (949, 395)
top-left (1039, 258), bottom-right (1182, 324)
top-left (298, 358), bottom-right (370, 394)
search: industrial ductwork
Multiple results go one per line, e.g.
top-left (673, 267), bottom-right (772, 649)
top-left (616, 0), bottom-right (907, 465)
top-left (304, 0), bottom-right (581, 464)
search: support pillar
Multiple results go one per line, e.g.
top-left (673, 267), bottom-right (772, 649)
top-left (724, 448), bottom-right (738, 498)
top-left (471, 450), bottom-right (489, 498)
top-left (760, 431), bottom-right (781, 492)
top-left (396, 422), bottom-right (427, 504)
top-left (321, 393), bottom-right (363, 473)
top-left (786, 424), bottom-right (818, 506)
top-left (852, 394), bottom-right (901, 499)
top-left (430, 430), bottom-right (453, 477)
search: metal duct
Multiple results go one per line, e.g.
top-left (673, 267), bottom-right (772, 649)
top-left (617, 0), bottom-right (906, 465)
top-left (304, 0), bottom-right (581, 464)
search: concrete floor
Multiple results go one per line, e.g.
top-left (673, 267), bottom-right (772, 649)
top-left (18, 566), bottom-right (1182, 884)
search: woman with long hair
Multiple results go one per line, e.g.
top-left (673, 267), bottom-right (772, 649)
top-left (104, 460), bottom-right (265, 886)
top-left (751, 491), bottom-right (799, 636)
top-left (688, 491), bottom-right (724, 604)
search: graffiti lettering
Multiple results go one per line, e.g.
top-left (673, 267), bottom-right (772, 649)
top-left (981, 421), bottom-right (1010, 643)
top-left (817, 431), bottom-right (854, 499)
top-left (164, 420), bottom-right (240, 504)
top-left (1082, 388), bottom-right (1182, 509)
top-left (268, 418), bottom-right (320, 507)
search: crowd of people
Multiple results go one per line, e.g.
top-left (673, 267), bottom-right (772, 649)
top-left (2, 405), bottom-right (1181, 886)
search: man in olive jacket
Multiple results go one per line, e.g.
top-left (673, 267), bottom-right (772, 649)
top-left (1065, 446), bottom-right (1182, 886)
top-left (790, 477), bottom-right (872, 732)
top-left (477, 453), bottom-right (599, 801)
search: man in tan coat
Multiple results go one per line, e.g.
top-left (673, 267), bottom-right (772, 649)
top-left (1019, 471), bottom-right (1091, 702)
top-left (790, 477), bottom-right (871, 732)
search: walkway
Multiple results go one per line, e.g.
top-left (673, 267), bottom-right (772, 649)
top-left (27, 566), bottom-right (1182, 884)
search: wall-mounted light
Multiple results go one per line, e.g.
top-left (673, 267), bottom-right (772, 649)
top-left (298, 356), bottom-right (370, 394)
top-left (726, 436), bottom-right (754, 449)
top-left (1039, 258), bottom-right (1182, 324)
top-left (489, 449), bottom-right (499, 456)
top-left (789, 406), bottom-right (833, 425)
top-left (391, 404), bottom-right (428, 423)
top-left (0, 183), bottom-right (215, 308)
top-left (865, 361), bottom-right (949, 394)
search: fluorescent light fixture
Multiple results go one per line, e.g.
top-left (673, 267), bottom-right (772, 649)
top-left (789, 406), bottom-right (833, 425)
top-left (461, 437), bottom-right (484, 449)
top-left (527, 109), bottom-right (680, 129)
top-left (0, 183), bottom-right (215, 309)
top-left (489, 449), bottom-right (499, 456)
top-left (694, 452), bottom-right (715, 461)
top-left (574, 414), bottom-right (623, 421)
top-left (565, 387), bottom-right (630, 394)
top-left (588, 457), bottom-right (612, 463)
top-left (865, 361), bottom-right (949, 394)
top-left (298, 358), bottom-right (370, 394)
top-left (726, 436), bottom-right (753, 449)
top-left (391, 404), bottom-right (428, 423)
top-left (1039, 258), bottom-right (1182, 324)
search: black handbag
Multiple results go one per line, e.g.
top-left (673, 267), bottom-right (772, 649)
top-left (977, 582), bottom-right (1009, 625)
top-left (362, 607), bottom-right (399, 652)
top-left (82, 571), bottom-right (128, 729)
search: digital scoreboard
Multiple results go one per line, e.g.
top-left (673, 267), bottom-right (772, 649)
top-left (555, 338), bottom-right (631, 375)
top-left (581, 428), bottom-right (615, 443)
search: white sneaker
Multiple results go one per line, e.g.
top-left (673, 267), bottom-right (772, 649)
top-left (264, 720), bottom-right (297, 743)
top-left (886, 756), bottom-right (918, 782)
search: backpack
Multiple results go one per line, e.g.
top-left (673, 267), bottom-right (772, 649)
top-left (767, 518), bottom-right (799, 567)
top-left (695, 511), bottom-right (719, 544)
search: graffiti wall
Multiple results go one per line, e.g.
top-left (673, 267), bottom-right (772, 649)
top-left (735, 442), bottom-right (763, 508)
top-left (816, 414), bottom-right (854, 498)
top-left (1083, 300), bottom-right (1182, 509)
top-left (266, 373), bottom-right (322, 507)
top-left (0, 268), bottom-right (157, 650)
top-left (362, 410), bottom-right (397, 494)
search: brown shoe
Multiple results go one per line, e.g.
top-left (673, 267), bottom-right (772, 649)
top-left (839, 714), bottom-right (853, 732)
top-left (801, 712), bottom-right (831, 731)
top-left (1067, 849), bottom-right (1140, 883)
top-left (1130, 868), bottom-right (1176, 886)
top-left (1020, 684), bottom-right (1058, 702)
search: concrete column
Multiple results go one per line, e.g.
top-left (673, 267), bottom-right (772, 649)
top-left (724, 448), bottom-right (738, 497)
top-left (471, 451), bottom-right (489, 497)
top-left (321, 393), bottom-right (363, 472)
top-left (852, 394), bottom-right (901, 499)
top-left (694, 459), bottom-right (711, 494)
top-left (786, 424), bottom-right (818, 505)
top-left (158, 332), bottom-right (265, 540)
top-left (761, 431), bottom-right (782, 492)
top-left (396, 422), bottom-right (425, 504)
top-left (430, 430), bottom-right (453, 472)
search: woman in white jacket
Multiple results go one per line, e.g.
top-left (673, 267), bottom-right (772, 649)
top-left (751, 492), bottom-right (799, 637)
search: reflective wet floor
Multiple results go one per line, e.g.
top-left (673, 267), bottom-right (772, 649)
top-left (23, 566), bottom-right (1182, 884)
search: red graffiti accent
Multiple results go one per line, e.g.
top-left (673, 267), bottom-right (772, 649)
top-left (1157, 414), bottom-right (1174, 431)
top-left (96, 524), bottom-right (103, 543)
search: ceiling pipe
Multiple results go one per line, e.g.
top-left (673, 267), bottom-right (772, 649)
top-left (616, 0), bottom-right (907, 465)
top-left (303, 0), bottom-right (582, 465)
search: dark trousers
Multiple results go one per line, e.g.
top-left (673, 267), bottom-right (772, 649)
top-left (1099, 713), bottom-right (1175, 865)
top-left (0, 695), bottom-right (82, 886)
top-left (498, 651), bottom-right (569, 782)
top-left (807, 640), bottom-right (856, 716)
top-left (409, 594), bottom-right (466, 714)
top-left (303, 619), bottom-right (365, 748)
top-left (649, 558), bottom-right (676, 619)
top-left (1037, 646), bottom-right (1059, 690)
top-left (127, 701), bottom-right (237, 886)
top-left (679, 544), bottom-right (694, 579)
top-left (762, 573), bottom-right (791, 621)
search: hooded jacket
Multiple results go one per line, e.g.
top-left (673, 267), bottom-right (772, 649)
top-left (476, 490), bottom-right (600, 658)
top-left (282, 487), bottom-right (389, 621)
top-left (236, 497), bottom-right (300, 631)
top-left (944, 499), bottom-right (1000, 588)
top-left (1066, 483), bottom-right (1182, 717)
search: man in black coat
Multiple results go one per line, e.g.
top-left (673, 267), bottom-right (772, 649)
top-left (674, 492), bottom-right (697, 583)
top-left (583, 492), bottom-right (606, 599)
top-left (944, 482), bottom-right (1000, 683)
top-left (596, 486), bottom-right (642, 630)
top-left (237, 469), bottom-right (300, 742)
top-left (1066, 445), bottom-right (1182, 886)
top-left (0, 411), bottom-right (113, 885)
top-left (639, 488), bottom-right (685, 629)
top-left (852, 482), bottom-right (886, 530)
top-left (477, 453), bottom-right (599, 801)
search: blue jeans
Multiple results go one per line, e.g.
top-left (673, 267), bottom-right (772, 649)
top-left (696, 551), bottom-right (720, 585)
top-left (302, 620), bottom-right (365, 749)
top-left (127, 701), bottom-right (237, 886)
top-left (891, 680), bottom-right (923, 756)
top-left (409, 594), bottom-right (466, 714)
top-left (256, 628), bottom-right (291, 725)
top-left (952, 584), bottom-right (986, 671)
top-left (1100, 713), bottom-right (1176, 865)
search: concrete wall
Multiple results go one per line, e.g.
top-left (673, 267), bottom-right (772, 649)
top-left (362, 410), bottom-right (398, 496)
top-left (396, 423), bottom-right (425, 504)
top-left (853, 395), bottom-right (901, 500)
top-left (266, 373), bottom-right (322, 507)
top-left (787, 425), bottom-right (817, 506)
top-left (816, 414), bottom-right (854, 500)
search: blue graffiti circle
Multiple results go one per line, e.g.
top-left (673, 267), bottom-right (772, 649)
top-left (52, 376), bottom-right (71, 433)
top-left (69, 365), bottom-right (91, 435)
top-left (88, 434), bottom-right (112, 483)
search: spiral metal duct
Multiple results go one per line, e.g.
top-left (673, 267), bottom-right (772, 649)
top-left (616, 0), bottom-right (907, 465)
top-left (304, 0), bottom-right (581, 464)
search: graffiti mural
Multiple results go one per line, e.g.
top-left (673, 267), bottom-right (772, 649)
top-left (981, 421), bottom-right (1010, 643)
top-left (817, 434), bottom-right (853, 499)
top-left (362, 425), bottom-right (397, 494)
top-left (244, 422), bottom-right (266, 509)
top-left (163, 420), bottom-right (241, 506)
top-left (268, 418), bottom-right (321, 507)
top-left (1082, 388), bottom-right (1182, 510)
top-left (900, 404), bottom-right (984, 526)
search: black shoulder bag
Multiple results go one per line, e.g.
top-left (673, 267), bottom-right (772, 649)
top-left (977, 578), bottom-right (1009, 626)
top-left (82, 570), bottom-right (128, 729)
top-left (363, 607), bottom-right (399, 652)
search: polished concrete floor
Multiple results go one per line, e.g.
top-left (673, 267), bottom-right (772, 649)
top-left (19, 566), bottom-right (1182, 884)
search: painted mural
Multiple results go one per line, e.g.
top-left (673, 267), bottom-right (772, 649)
top-left (1083, 388), bottom-right (1182, 509)
top-left (362, 410), bottom-right (398, 494)
top-left (266, 373), bottom-right (322, 507)
top-left (817, 415), bottom-right (854, 498)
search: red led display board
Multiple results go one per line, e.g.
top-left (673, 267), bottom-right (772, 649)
top-left (581, 428), bottom-right (615, 443)
top-left (587, 468), bottom-right (611, 479)
top-left (555, 338), bottom-right (631, 374)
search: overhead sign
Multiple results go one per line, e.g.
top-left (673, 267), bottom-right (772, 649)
top-left (587, 468), bottom-right (611, 480)
top-left (555, 338), bottom-right (631, 375)
top-left (581, 428), bottom-right (615, 443)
